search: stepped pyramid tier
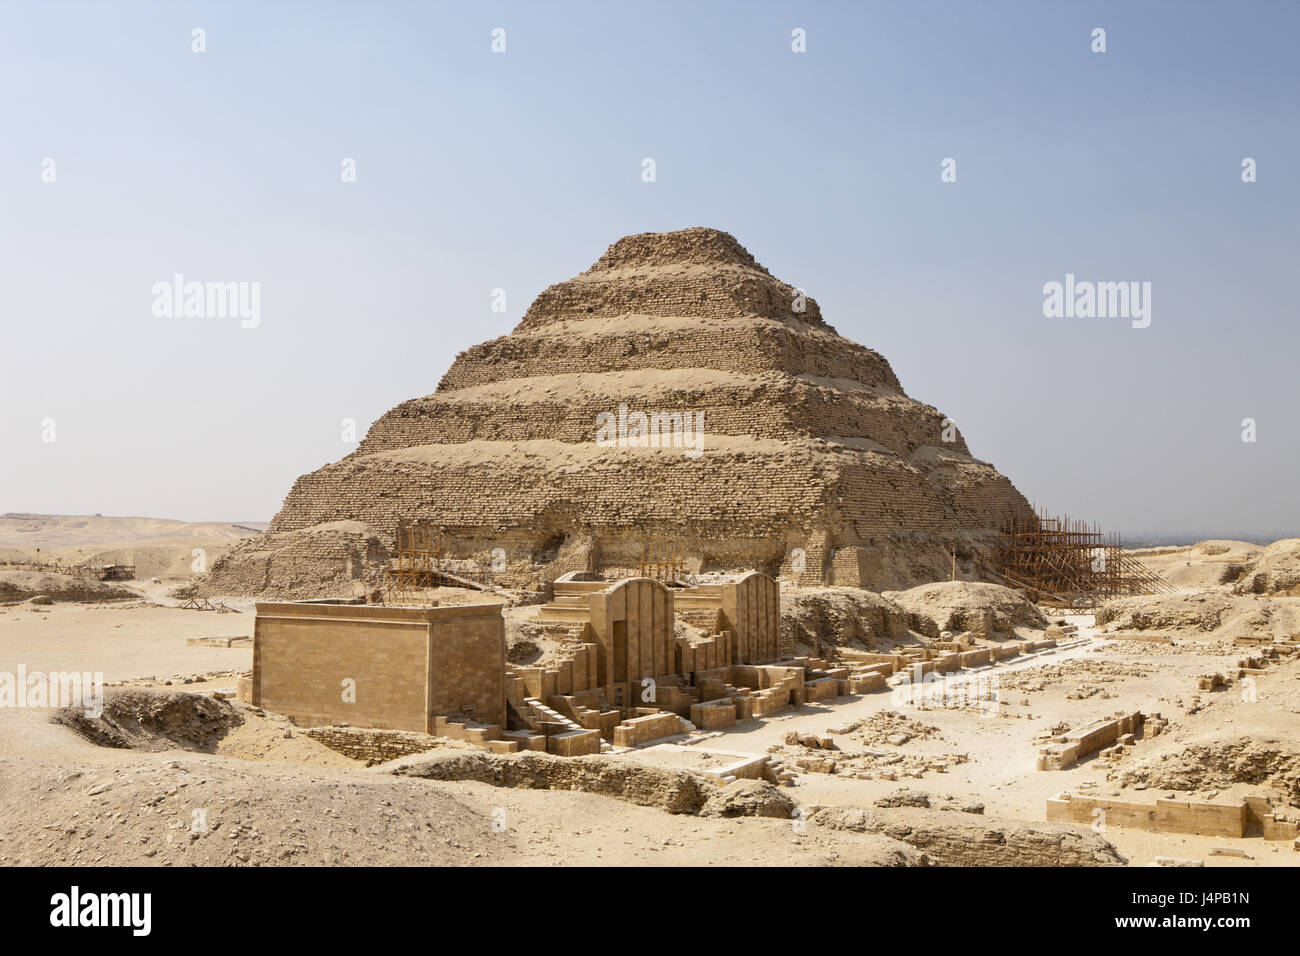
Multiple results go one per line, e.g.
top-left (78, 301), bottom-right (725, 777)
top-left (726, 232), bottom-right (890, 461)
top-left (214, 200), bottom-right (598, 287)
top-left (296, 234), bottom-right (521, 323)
top-left (208, 228), bottom-right (1034, 597)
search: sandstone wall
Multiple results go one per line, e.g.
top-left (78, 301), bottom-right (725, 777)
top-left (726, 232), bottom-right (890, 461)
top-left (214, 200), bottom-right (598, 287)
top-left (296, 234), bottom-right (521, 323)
top-left (720, 572), bottom-right (782, 662)
top-left (251, 602), bottom-right (505, 732)
top-left (588, 578), bottom-right (674, 686)
top-left (253, 604), bottom-right (429, 732)
top-left (1046, 792), bottom-right (1251, 839)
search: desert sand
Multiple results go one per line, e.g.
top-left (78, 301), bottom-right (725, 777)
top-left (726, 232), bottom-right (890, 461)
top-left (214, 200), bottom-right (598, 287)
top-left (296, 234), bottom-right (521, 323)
top-left (3, 539), bottom-right (1299, 867)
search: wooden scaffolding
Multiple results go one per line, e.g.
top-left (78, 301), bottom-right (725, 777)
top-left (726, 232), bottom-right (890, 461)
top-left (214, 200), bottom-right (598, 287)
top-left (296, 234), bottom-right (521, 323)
top-left (638, 543), bottom-right (687, 585)
top-left (381, 521), bottom-right (489, 605)
top-left (988, 506), bottom-right (1172, 610)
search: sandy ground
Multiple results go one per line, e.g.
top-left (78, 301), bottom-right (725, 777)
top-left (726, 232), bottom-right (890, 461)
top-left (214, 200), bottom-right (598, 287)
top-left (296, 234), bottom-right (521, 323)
top-left (0, 596), bottom-right (913, 866)
top-left (1, 590), bottom-right (252, 683)
top-left (649, 610), bottom-right (1300, 866)
top-left (1128, 541), bottom-right (1264, 591)
top-left (3, 582), bottom-right (1298, 867)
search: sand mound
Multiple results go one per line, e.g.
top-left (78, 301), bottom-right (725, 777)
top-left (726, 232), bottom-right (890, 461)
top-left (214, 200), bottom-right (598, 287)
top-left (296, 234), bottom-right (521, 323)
top-left (0, 513), bottom-right (264, 549)
top-left (1235, 538), bottom-right (1300, 596)
top-left (883, 581), bottom-right (1048, 638)
top-left (0, 514), bottom-right (266, 581)
top-left (0, 569), bottom-right (137, 603)
top-left (780, 586), bottom-right (918, 652)
top-left (201, 521), bottom-right (389, 599)
top-left (0, 758), bottom-right (494, 866)
top-left (1128, 540), bottom-right (1264, 590)
top-left (52, 690), bottom-right (243, 752)
top-left (1096, 590), bottom-right (1300, 640)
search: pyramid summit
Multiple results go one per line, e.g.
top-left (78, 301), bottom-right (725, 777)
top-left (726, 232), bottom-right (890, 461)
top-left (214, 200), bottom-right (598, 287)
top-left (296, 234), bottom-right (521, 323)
top-left (210, 227), bottom-right (1034, 596)
top-left (514, 226), bottom-right (829, 332)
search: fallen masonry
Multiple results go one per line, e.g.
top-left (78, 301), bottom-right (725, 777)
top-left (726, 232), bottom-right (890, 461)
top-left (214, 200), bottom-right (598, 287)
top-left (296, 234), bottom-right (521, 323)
top-left (1197, 673), bottom-right (1229, 691)
top-left (1036, 711), bottom-right (1168, 771)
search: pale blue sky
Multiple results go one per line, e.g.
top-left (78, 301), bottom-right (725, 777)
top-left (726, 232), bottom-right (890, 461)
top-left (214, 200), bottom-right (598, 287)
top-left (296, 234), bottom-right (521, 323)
top-left (2, 1), bottom-right (1296, 539)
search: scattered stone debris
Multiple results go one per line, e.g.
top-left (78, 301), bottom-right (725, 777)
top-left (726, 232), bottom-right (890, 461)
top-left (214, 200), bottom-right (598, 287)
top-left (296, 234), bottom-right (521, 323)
top-left (769, 741), bottom-right (967, 781)
top-left (109, 669), bottom-right (247, 690)
top-left (1001, 659), bottom-right (1153, 695)
top-left (836, 711), bottom-right (940, 747)
top-left (1109, 738), bottom-right (1300, 805)
top-left (871, 790), bottom-right (986, 815)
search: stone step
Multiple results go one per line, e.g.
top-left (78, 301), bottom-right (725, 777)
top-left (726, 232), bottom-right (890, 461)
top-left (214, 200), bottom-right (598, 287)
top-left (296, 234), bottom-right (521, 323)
top-left (546, 728), bottom-right (603, 757)
top-left (536, 606), bottom-right (592, 623)
top-left (433, 716), bottom-right (503, 743)
top-left (501, 729), bottom-right (547, 751)
top-left (523, 698), bottom-right (584, 735)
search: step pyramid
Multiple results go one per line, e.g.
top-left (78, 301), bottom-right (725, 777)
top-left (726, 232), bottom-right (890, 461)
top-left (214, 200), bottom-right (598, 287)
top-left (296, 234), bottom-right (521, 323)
top-left (213, 228), bottom-right (1033, 595)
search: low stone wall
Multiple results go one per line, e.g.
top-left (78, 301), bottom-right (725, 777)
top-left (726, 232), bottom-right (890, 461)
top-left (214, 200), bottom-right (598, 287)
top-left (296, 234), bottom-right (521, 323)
top-left (1048, 791), bottom-right (1300, 841)
top-left (390, 749), bottom-right (718, 814)
top-left (186, 636), bottom-right (252, 648)
top-left (804, 677), bottom-right (840, 703)
top-left (691, 699), bottom-right (738, 730)
top-left (303, 726), bottom-right (445, 762)
top-left (813, 805), bottom-right (1125, 866)
top-left (1048, 792), bottom-right (1246, 839)
top-left (547, 728), bottom-right (603, 756)
top-left (1103, 632), bottom-right (1172, 644)
top-left (848, 672), bottom-right (887, 693)
top-left (1037, 712), bottom-right (1144, 771)
top-left (613, 711), bottom-right (686, 748)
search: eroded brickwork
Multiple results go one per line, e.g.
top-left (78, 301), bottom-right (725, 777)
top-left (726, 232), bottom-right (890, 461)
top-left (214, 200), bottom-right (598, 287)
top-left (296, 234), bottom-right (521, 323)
top-left (302, 726), bottom-right (443, 762)
top-left (216, 227), bottom-right (1034, 595)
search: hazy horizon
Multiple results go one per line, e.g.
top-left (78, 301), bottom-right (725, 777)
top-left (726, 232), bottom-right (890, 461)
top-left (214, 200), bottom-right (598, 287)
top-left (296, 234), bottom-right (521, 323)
top-left (5, 511), bottom-right (1295, 549)
top-left (3, 2), bottom-right (1297, 540)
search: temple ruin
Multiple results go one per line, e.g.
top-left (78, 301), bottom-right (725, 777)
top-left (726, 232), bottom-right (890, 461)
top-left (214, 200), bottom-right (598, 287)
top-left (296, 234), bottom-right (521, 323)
top-left (243, 572), bottom-right (843, 757)
top-left (238, 569), bottom-right (1083, 762)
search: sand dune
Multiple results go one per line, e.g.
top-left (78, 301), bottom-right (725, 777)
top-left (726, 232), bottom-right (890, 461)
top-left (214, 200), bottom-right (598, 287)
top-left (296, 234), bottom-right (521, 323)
top-left (0, 514), bottom-right (267, 580)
